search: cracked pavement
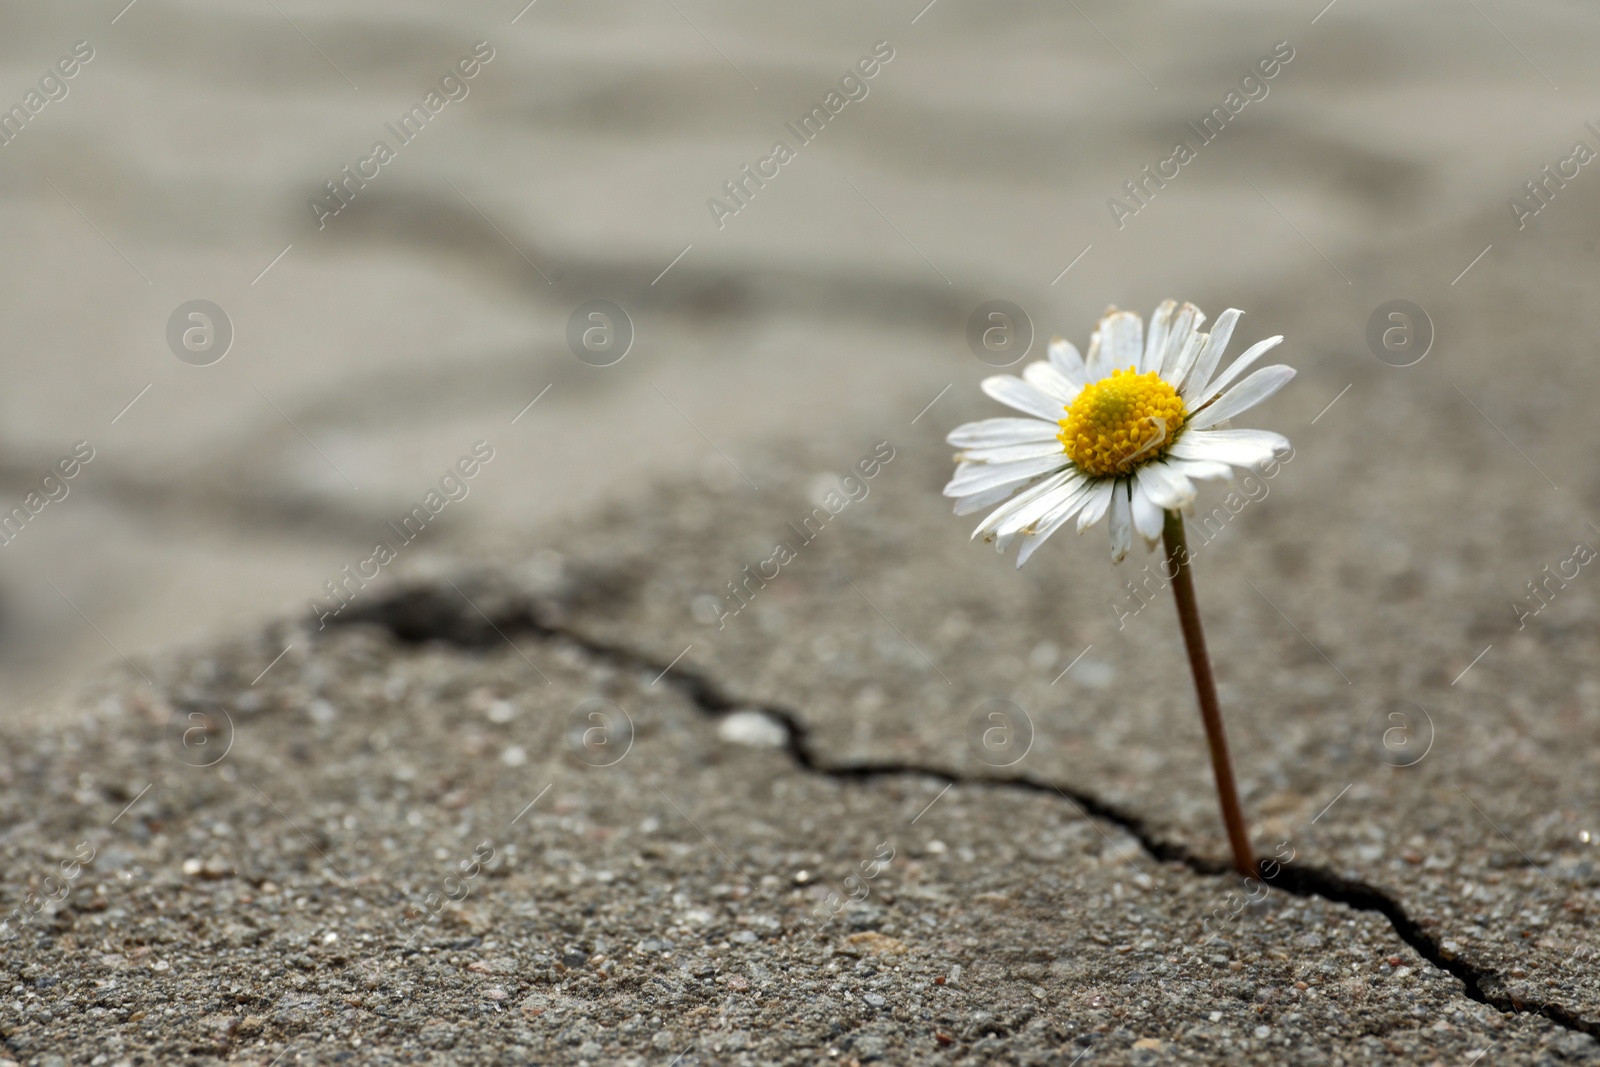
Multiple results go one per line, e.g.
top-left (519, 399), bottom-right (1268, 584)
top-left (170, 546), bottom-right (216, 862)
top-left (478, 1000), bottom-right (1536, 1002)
top-left (3, 427), bottom-right (1599, 1063)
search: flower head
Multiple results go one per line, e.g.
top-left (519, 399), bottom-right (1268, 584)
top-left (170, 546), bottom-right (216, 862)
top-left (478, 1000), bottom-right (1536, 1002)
top-left (944, 300), bottom-right (1294, 566)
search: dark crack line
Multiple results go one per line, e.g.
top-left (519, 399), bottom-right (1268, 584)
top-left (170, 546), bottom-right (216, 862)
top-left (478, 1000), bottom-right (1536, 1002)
top-left (330, 585), bottom-right (1599, 1040)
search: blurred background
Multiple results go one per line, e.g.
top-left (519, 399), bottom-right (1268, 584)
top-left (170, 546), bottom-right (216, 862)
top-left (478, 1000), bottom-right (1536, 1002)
top-left (0, 0), bottom-right (1593, 708)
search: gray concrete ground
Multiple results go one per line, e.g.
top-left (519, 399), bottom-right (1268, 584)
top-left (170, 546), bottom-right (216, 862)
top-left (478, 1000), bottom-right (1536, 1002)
top-left (3, 434), bottom-right (1599, 1062)
top-left (0, 579), bottom-right (1591, 1065)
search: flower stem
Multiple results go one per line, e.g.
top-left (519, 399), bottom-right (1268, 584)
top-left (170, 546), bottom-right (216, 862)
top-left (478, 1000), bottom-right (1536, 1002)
top-left (1162, 508), bottom-right (1257, 879)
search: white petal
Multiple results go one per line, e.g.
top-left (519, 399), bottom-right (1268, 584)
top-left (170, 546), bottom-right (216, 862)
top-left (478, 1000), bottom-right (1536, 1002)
top-left (1130, 481), bottom-right (1166, 541)
top-left (1016, 484), bottom-right (1098, 567)
top-left (1102, 309), bottom-right (1143, 373)
top-left (1189, 336), bottom-right (1283, 409)
top-left (1085, 324), bottom-right (1107, 380)
top-left (981, 375), bottom-right (1068, 421)
top-left (1048, 337), bottom-right (1089, 387)
top-left (1142, 299), bottom-right (1177, 374)
top-left (1169, 428), bottom-right (1290, 467)
top-left (995, 472), bottom-right (1086, 537)
top-left (1108, 480), bottom-right (1132, 562)
top-left (971, 469), bottom-right (1077, 538)
top-left (1163, 332), bottom-right (1206, 393)
top-left (957, 440), bottom-right (1067, 464)
top-left (999, 477), bottom-right (1094, 555)
top-left (1180, 334), bottom-right (1221, 399)
top-left (944, 455), bottom-right (1066, 497)
top-left (1075, 479), bottom-right (1116, 532)
top-left (1023, 360), bottom-right (1081, 405)
top-left (1188, 365), bottom-right (1296, 430)
top-left (1161, 303), bottom-right (1205, 378)
top-left (948, 417), bottom-right (1058, 448)
top-left (952, 482), bottom-right (1025, 516)
top-left (1134, 461), bottom-right (1196, 510)
top-left (1168, 457), bottom-right (1234, 482)
top-left (1183, 309), bottom-right (1242, 395)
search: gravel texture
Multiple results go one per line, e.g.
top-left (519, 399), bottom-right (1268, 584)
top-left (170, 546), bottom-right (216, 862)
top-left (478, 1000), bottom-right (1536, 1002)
top-left (0, 519), bottom-right (1595, 1062)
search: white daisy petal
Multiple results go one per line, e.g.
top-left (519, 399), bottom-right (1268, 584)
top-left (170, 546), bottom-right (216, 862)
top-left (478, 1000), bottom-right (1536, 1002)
top-left (1130, 480), bottom-right (1166, 542)
top-left (953, 481), bottom-right (1027, 516)
top-left (1086, 322), bottom-right (1117, 381)
top-left (958, 440), bottom-right (1068, 464)
top-left (996, 477), bottom-right (1094, 553)
top-left (1102, 309), bottom-right (1143, 372)
top-left (1168, 457), bottom-right (1235, 482)
top-left (1107, 480), bottom-right (1133, 562)
top-left (1161, 303), bottom-right (1205, 378)
top-left (1181, 332), bottom-right (1225, 402)
top-left (1164, 332), bottom-right (1207, 393)
top-left (1142, 299), bottom-right (1176, 375)
top-left (971, 469), bottom-right (1077, 539)
top-left (1075, 479), bottom-right (1116, 532)
top-left (1190, 335), bottom-right (1284, 409)
top-left (1134, 461), bottom-right (1196, 510)
top-left (944, 454), bottom-right (1067, 497)
top-left (1022, 360), bottom-right (1081, 405)
top-left (995, 471), bottom-right (1087, 539)
top-left (1016, 485), bottom-right (1098, 567)
top-left (1188, 365), bottom-right (1296, 430)
top-left (981, 375), bottom-right (1068, 421)
top-left (1183, 308), bottom-right (1242, 396)
top-left (947, 417), bottom-right (1059, 448)
top-left (1169, 428), bottom-right (1290, 467)
top-left (1048, 337), bottom-right (1089, 387)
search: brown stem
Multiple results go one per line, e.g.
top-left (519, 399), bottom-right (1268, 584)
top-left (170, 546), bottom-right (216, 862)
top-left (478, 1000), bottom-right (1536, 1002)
top-left (1162, 508), bottom-right (1257, 879)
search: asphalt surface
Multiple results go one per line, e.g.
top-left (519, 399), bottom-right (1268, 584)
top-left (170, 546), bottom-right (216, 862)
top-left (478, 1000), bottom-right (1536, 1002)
top-left (2, 435), bottom-right (1598, 1062)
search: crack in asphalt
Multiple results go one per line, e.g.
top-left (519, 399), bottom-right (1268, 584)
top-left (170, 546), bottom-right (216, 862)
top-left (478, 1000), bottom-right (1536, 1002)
top-left (332, 583), bottom-right (1599, 1041)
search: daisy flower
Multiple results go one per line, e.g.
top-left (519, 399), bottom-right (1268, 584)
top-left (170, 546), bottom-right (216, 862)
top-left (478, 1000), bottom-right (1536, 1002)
top-left (944, 300), bottom-right (1295, 567)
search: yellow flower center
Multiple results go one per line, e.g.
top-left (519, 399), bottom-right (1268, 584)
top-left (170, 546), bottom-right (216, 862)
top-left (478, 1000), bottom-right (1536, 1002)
top-left (1057, 367), bottom-right (1187, 477)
